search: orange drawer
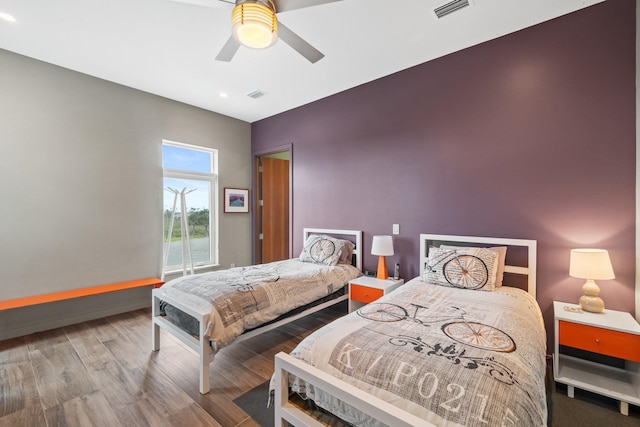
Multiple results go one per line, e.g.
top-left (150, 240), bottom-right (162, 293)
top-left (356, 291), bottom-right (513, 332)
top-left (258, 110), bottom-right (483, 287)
top-left (559, 320), bottom-right (640, 362)
top-left (351, 284), bottom-right (384, 304)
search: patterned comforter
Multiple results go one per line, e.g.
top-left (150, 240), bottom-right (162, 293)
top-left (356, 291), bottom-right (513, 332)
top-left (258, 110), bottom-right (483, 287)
top-left (159, 259), bottom-right (361, 348)
top-left (279, 278), bottom-right (547, 426)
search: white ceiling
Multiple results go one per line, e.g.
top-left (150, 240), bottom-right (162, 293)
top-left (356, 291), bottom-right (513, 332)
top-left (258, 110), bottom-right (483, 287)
top-left (0, 0), bottom-right (604, 123)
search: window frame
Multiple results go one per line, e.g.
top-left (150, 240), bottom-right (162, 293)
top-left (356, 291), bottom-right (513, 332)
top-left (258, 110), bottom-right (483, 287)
top-left (162, 140), bottom-right (219, 274)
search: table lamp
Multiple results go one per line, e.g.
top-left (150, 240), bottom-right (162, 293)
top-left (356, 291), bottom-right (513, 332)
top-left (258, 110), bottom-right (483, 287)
top-left (371, 235), bottom-right (394, 280)
top-left (569, 248), bottom-right (615, 313)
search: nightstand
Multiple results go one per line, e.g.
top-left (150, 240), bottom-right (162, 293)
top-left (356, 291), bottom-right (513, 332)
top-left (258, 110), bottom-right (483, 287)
top-left (553, 301), bottom-right (640, 415)
top-left (348, 276), bottom-right (404, 313)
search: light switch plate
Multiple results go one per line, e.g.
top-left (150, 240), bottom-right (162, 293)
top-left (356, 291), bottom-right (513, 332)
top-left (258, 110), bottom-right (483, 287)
top-left (393, 224), bottom-right (400, 235)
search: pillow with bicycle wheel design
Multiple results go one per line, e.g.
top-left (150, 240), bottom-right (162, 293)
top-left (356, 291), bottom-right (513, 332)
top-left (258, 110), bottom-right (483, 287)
top-left (299, 235), bottom-right (342, 266)
top-left (423, 246), bottom-right (499, 291)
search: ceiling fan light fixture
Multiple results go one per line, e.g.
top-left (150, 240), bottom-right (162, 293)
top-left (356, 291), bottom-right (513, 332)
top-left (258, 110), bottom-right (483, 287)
top-left (0, 11), bottom-right (16, 22)
top-left (231, 1), bottom-right (278, 49)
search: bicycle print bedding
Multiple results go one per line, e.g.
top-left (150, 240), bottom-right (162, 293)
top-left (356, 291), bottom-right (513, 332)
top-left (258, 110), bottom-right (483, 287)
top-left (278, 277), bottom-right (547, 426)
top-left (160, 259), bottom-right (360, 348)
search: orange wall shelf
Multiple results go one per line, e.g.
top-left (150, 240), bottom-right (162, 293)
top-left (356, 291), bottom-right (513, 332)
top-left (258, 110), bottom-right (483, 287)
top-left (0, 277), bottom-right (163, 311)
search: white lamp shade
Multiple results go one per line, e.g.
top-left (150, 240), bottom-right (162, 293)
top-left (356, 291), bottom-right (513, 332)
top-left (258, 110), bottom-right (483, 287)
top-left (569, 249), bottom-right (615, 280)
top-left (371, 235), bottom-right (394, 256)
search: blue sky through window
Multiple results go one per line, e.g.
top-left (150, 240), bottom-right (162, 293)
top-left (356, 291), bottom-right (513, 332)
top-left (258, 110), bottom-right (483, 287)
top-left (163, 144), bottom-right (212, 173)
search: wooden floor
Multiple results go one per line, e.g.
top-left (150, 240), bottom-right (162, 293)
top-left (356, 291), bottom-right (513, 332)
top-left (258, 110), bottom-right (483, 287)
top-left (0, 303), bottom-right (346, 427)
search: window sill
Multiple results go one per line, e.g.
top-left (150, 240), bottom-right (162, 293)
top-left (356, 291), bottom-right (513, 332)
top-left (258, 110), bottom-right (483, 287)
top-left (162, 264), bottom-right (219, 281)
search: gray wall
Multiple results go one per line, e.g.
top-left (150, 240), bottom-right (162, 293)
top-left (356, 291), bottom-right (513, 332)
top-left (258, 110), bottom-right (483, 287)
top-left (252, 1), bottom-right (636, 349)
top-left (0, 49), bottom-right (252, 339)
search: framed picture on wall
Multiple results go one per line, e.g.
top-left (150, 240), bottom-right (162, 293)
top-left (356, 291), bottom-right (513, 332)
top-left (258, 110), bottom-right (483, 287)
top-left (224, 188), bottom-right (249, 213)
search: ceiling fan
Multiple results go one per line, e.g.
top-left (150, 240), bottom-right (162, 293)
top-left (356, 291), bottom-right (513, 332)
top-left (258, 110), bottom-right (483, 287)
top-left (173, 0), bottom-right (344, 63)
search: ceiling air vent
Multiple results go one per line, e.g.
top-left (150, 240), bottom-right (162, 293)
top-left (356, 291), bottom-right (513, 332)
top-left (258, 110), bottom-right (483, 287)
top-left (434, 0), bottom-right (471, 19)
top-left (247, 89), bottom-right (267, 99)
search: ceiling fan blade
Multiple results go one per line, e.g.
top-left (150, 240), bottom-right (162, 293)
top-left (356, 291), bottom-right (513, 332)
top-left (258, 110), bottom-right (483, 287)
top-left (277, 22), bottom-right (324, 63)
top-left (215, 36), bottom-right (241, 61)
top-left (275, 0), bottom-right (343, 13)
top-left (169, 0), bottom-right (233, 8)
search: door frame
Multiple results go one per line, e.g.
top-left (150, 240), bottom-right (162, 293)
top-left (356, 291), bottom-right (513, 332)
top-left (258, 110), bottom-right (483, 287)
top-left (252, 144), bottom-right (293, 264)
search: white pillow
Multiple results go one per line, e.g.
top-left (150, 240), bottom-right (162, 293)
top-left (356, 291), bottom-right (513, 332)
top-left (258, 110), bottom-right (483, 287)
top-left (337, 240), bottom-right (355, 265)
top-left (489, 246), bottom-right (507, 287)
top-left (423, 246), bottom-right (500, 291)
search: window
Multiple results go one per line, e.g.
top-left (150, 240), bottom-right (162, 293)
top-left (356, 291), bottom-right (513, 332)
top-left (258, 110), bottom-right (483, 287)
top-left (162, 140), bottom-right (218, 274)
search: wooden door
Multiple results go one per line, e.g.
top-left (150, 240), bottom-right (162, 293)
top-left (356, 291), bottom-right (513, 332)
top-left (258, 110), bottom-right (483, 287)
top-left (257, 156), bottom-right (289, 263)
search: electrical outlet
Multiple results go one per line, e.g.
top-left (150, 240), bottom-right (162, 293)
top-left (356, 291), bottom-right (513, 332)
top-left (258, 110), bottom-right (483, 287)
top-left (230, 263), bottom-right (236, 268)
top-left (393, 224), bottom-right (400, 235)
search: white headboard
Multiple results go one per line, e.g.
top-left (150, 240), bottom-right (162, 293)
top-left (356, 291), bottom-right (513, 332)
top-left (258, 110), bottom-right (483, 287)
top-left (419, 234), bottom-right (537, 298)
top-left (303, 228), bottom-right (363, 272)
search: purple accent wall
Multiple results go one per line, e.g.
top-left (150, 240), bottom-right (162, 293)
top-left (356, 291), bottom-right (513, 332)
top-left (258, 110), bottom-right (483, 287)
top-left (252, 1), bottom-right (636, 350)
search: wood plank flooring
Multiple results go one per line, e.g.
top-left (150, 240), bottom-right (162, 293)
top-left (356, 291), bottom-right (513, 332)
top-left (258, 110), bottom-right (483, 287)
top-left (0, 303), bottom-right (346, 427)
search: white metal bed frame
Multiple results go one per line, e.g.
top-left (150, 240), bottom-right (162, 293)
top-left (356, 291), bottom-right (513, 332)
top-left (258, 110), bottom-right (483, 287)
top-left (274, 233), bottom-right (537, 427)
top-left (151, 227), bottom-right (362, 394)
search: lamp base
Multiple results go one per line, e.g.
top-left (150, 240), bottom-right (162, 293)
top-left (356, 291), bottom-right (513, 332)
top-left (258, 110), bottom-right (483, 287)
top-left (579, 279), bottom-right (605, 313)
top-left (376, 256), bottom-right (388, 280)
top-left (579, 295), bottom-right (605, 313)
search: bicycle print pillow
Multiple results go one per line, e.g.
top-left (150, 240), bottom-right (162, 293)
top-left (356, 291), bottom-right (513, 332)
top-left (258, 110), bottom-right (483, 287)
top-left (441, 245), bottom-right (507, 288)
top-left (423, 246), bottom-right (500, 291)
top-left (299, 234), bottom-right (343, 266)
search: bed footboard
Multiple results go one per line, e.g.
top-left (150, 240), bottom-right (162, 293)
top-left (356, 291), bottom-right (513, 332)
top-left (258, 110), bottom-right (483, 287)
top-left (152, 288), bottom-right (214, 394)
top-left (274, 352), bottom-right (435, 427)
top-left (152, 289), bottom-right (349, 395)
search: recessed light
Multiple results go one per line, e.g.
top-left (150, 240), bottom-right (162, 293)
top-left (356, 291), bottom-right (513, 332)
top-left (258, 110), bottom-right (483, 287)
top-left (219, 91), bottom-right (228, 98)
top-left (0, 12), bottom-right (16, 22)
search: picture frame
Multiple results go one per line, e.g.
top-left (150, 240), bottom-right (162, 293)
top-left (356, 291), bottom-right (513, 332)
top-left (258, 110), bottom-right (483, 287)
top-left (224, 188), bottom-right (249, 213)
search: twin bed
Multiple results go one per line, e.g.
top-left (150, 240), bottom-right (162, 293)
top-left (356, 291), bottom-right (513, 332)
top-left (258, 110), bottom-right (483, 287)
top-left (273, 233), bottom-right (547, 426)
top-left (151, 227), bottom-right (362, 394)
top-left (151, 230), bottom-right (547, 426)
